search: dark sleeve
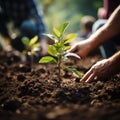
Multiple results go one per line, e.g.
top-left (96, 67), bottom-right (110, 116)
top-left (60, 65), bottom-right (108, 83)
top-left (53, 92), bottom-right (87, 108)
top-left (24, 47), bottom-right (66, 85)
top-left (27, 0), bottom-right (46, 38)
top-left (104, 0), bottom-right (120, 19)
top-left (0, 8), bottom-right (10, 38)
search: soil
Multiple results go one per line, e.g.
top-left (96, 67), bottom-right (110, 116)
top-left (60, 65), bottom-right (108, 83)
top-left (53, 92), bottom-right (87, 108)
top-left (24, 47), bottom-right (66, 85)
top-left (0, 51), bottom-right (120, 120)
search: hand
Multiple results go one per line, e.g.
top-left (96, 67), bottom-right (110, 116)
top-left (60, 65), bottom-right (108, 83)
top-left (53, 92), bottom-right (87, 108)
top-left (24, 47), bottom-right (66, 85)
top-left (68, 40), bottom-right (91, 58)
top-left (80, 59), bottom-right (113, 82)
top-left (39, 38), bottom-right (48, 56)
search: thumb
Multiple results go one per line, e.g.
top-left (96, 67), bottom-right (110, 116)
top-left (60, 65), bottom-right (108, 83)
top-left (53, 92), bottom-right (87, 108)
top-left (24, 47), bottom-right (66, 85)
top-left (68, 44), bottom-right (78, 53)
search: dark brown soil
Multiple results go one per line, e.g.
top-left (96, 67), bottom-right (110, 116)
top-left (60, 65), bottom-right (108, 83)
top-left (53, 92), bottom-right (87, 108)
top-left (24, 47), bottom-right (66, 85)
top-left (0, 52), bottom-right (120, 120)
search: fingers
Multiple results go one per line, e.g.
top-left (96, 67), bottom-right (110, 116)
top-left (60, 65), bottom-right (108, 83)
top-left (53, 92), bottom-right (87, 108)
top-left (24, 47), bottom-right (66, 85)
top-left (80, 68), bottom-right (93, 82)
top-left (86, 73), bottom-right (95, 82)
top-left (80, 67), bottom-right (98, 83)
top-left (68, 44), bottom-right (78, 53)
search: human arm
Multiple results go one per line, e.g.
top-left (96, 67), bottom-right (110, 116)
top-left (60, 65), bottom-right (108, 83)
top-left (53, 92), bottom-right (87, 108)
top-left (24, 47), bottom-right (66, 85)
top-left (69, 5), bottom-right (120, 58)
top-left (28, 0), bottom-right (48, 56)
top-left (80, 51), bottom-right (120, 82)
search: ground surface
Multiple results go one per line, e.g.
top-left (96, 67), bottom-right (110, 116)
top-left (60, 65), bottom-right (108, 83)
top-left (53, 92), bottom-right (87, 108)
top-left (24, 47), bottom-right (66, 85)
top-left (0, 52), bottom-right (120, 120)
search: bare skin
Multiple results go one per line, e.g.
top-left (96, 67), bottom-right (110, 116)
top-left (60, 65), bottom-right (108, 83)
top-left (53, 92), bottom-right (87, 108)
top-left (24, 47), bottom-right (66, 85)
top-left (69, 5), bottom-right (120, 82)
top-left (39, 38), bottom-right (48, 56)
top-left (81, 51), bottom-right (120, 82)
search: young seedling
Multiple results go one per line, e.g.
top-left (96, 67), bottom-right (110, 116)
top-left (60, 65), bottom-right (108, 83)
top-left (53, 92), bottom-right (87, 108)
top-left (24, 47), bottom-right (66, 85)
top-left (39, 22), bottom-right (83, 81)
top-left (22, 36), bottom-right (40, 71)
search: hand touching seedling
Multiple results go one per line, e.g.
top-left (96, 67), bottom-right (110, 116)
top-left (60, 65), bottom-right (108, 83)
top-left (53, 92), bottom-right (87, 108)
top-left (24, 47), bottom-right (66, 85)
top-left (22, 36), bottom-right (40, 71)
top-left (39, 22), bottom-right (83, 80)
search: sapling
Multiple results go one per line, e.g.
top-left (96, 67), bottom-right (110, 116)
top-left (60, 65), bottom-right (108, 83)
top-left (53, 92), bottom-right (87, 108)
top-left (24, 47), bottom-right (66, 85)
top-left (39, 22), bottom-right (83, 81)
top-left (22, 36), bottom-right (40, 71)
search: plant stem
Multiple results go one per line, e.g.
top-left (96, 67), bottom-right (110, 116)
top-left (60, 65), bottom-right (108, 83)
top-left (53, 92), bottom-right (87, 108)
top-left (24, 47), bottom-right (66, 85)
top-left (31, 54), bottom-right (33, 72)
top-left (58, 58), bottom-right (61, 81)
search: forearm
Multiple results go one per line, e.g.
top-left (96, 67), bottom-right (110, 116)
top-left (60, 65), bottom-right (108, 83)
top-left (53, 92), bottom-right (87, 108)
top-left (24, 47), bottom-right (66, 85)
top-left (88, 5), bottom-right (120, 52)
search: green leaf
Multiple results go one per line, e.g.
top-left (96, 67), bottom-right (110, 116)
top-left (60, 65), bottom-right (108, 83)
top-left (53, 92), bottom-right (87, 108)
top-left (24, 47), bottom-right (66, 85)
top-left (53, 27), bottom-right (61, 38)
top-left (64, 33), bottom-right (77, 44)
top-left (47, 45), bottom-right (58, 56)
top-left (43, 33), bottom-right (56, 41)
top-left (53, 43), bottom-right (64, 53)
top-left (22, 37), bottom-right (29, 46)
top-left (63, 45), bottom-right (71, 51)
top-left (31, 44), bottom-right (40, 53)
top-left (67, 66), bottom-right (83, 78)
top-left (29, 36), bottom-right (38, 46)
top-left (62, 55), bottom-right (68, 61)
top-left (57, 45), bottom-right (64, 53)
top-left (32, 43), bottom-right (40, 49)
top-left (22, 50), bottom-right (27, 54)
top-left (54, 42), bottom-right (63, 48)
top-left (39, 56), bottom-right (57, 64)
top-left (59, 22), bottom-right (69, 34)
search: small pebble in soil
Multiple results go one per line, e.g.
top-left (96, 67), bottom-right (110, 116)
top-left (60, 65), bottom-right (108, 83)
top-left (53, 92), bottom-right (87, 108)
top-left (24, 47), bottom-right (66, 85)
top-left (17, 74), bottom-right (26, 82)
top-left (75, 77), bottom-right (80, 82)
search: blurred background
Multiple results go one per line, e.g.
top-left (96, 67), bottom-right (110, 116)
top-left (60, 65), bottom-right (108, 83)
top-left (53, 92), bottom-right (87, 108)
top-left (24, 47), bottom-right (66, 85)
top-left (39, 0), bottom-right (103, 33)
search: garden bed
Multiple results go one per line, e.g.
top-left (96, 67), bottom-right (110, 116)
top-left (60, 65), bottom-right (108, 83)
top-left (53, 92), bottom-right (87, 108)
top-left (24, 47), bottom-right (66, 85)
top-left (0, 52), bottom-right (120, 120)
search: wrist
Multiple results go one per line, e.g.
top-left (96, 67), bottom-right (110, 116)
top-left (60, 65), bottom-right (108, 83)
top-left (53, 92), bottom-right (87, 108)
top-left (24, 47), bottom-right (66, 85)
top-left (108, 52), bottom-right (120, 73)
